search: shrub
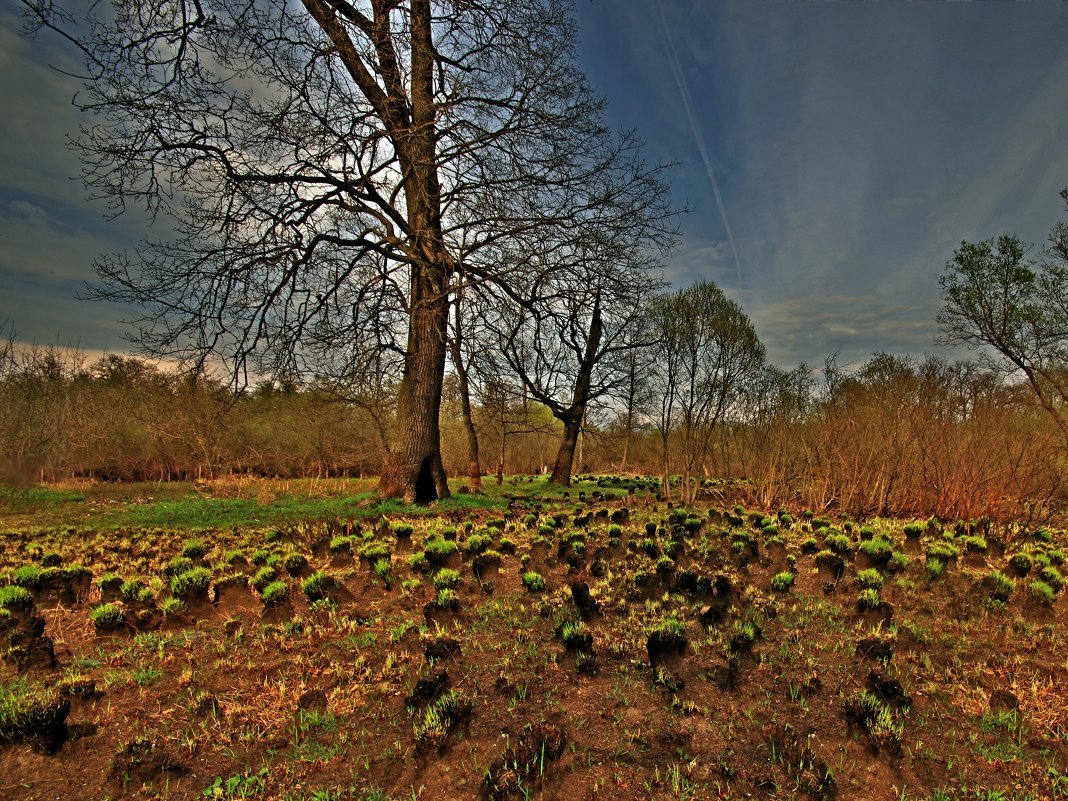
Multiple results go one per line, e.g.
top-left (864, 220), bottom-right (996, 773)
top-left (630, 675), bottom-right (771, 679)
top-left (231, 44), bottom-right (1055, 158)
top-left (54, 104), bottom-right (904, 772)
top-left (328, 536), bottom-right (352, 554)
top-left (283, 552), bottom-right (308, 576)
top-left (40, 552), bottom-right (62, 568)
top-left (96, 573), bottom-right (122, 594)
top-left (926, 542), bottom-right (959, 562)
top-left (654, 556), bottom-right (675, 575)
top-left (858, 537), bottom-right (894, 564)
top-left (848, 690), bottom-right (904, 750)
top-left (413, 689), bottom-right (469, 747)
top-left (89, 603), bottom-right (124, 631)
top-left (1029, 580), bottom-right (1056, 606)
top-left (260, 580), bottom-right (288, 605)
top-left (770, 572), bottom-right (795, 592)
top-left (160, 597), bottom-right (184, 617)
top-left (120, 579), bottom-right (154, 605)
top-left (251, 566), bottom-right (276, 593)
top-left (856, 569), bottom-right (885, 591)
top-left (0, 678), bottom-right (69, 748)
top-left (433, 588), bottom-right (459, 610)
top-left (1038, 566), bottom-right (1063, 593)
top-left (986, 571), bottom-right (1015, 602)
top-left (180, 538), bottom-right (206, 559)
top-left (170, 567), bottom-right (212, 599)
top-left (463, 533), bottom-right (493, 555)
top-left (423, 537), bottom-right (459, 563)
top-left (558, 620), bottom-right (593, 651)
top-left (1008, 552), bottom-right (1033, 574)
top-left (0, 585), bottom-right (33, 610)
top-left (857, 588), bottom-right (882, 611)
top-left (301, 571), bottom-right (332, 602)
top-left (825, 532), bottom-right (851, 554)
top-left (358, 541), bottom-right (391, 562)
top-left (372, 558), bottom-right (392, 585)
top-left (521, 572), bottom-right (546, 592)
top-left (433, 568), bottom-right (461, 591)
top-left (12, 565), bottom-right (42, 589)
top-left (728, 619), bottom-right (759, 653)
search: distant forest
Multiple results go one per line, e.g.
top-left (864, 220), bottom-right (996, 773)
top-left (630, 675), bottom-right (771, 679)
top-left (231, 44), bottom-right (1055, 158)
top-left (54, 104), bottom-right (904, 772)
top-left (2, 341), bottom-right (1062, 525)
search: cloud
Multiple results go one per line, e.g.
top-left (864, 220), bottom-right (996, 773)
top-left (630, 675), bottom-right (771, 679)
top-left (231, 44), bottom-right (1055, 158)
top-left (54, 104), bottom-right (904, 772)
top-left (749, 293), bottom-right (942, 368)
top-left (0, 195), bottom-right (148, 284)
top-left (653, 1), bottom-right (1068, 366)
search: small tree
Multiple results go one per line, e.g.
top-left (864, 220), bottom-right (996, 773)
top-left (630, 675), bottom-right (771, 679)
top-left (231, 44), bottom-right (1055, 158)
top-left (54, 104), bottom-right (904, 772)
top-left (938, 189), bottom-right (1068, 450)
top-left (486, 251), bottom-right (665, 487)
top-left (649, 282), bottom-right (765, 503)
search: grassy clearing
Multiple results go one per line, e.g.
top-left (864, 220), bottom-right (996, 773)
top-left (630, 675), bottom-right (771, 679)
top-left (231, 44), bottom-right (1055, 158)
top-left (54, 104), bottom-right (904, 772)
top-left (0, 475), bottom-right (615, 533)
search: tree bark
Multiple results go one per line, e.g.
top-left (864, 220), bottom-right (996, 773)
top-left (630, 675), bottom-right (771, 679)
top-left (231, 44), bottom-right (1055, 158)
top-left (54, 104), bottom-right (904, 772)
top-left (550, 415), bottom-right (582, 486)
top-left (378, 264), bottom-right (451, 503)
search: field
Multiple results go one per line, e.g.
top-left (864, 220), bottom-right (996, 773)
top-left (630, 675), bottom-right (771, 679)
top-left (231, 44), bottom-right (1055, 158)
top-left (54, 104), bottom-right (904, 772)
top-left (0, 477), bottom-right (1066, 801)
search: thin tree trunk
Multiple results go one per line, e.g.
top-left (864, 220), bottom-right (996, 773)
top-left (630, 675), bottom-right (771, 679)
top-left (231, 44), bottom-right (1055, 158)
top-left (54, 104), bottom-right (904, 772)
top-left (548, 295), bottom-right (601, 487)
top-left (450, 287), bottom-right (482, 490)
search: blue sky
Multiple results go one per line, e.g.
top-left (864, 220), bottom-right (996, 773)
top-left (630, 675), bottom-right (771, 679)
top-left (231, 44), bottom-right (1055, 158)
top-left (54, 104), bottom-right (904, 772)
top-left (2, 1), bottom-right (1068, 369)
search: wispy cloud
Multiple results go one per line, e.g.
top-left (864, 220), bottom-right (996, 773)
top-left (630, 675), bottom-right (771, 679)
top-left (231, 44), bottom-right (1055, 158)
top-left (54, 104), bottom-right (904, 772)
top-left (654, 0), bottom-right (743, 291)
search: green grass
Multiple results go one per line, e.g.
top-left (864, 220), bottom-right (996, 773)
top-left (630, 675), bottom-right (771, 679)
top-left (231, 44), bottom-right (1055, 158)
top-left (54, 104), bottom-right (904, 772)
top-left (0, 475), bottom-right (628, 533)
top-left (0, 485), bottom-right (86, 511)
top-left (0, 477), bottom-right (516, 532)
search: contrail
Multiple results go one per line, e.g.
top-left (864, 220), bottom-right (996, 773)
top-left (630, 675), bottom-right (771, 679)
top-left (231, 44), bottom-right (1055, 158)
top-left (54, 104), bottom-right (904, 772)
top-left (655, 0), bottom-right (743, 290)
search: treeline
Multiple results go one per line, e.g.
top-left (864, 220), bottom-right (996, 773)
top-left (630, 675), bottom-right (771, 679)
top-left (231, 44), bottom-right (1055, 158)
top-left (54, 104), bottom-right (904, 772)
top-left (2, 339), bottom-right (1064, 524)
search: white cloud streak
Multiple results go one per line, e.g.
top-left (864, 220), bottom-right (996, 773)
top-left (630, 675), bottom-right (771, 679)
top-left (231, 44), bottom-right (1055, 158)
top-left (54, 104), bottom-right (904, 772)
top-left (654, 0), bottom-right (743, 291)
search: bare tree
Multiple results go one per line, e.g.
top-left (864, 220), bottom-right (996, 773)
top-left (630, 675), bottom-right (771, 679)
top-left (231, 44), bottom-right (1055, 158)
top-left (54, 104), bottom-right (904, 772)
top-left (484, 245), bottom-right (666, 486)
top-left (24, 0), bottom-right (675, 501)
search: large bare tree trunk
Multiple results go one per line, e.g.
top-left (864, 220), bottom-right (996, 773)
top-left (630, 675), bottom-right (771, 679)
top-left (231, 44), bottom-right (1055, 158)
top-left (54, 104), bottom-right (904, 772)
top-left (550, 415), bottom-right (582, 486)
top-left (378, 266), bottom-right (451, 502)
top-left (377, 0), bottom-right (451, 502)
top-left (547, 296), bottom-right (601, 487)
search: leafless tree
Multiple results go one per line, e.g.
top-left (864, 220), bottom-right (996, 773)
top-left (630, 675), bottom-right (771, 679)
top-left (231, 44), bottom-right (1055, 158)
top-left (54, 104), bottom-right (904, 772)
top-left (483, 245), bottom-right (666, 486)
top-left (23, 0), bottom-right (676, 500)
